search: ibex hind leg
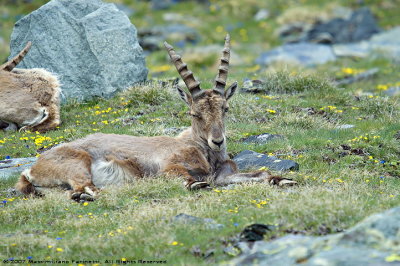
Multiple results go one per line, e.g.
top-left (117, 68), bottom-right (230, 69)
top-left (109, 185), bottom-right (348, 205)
top-left (214, 160), bottom-right (297, 186)
top-left (27, 147), bottom-right (99, 201)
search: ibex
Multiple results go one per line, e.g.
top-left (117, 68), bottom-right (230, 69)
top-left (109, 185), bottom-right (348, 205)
top-left (0, 42), bottom-right (61, 132)
top-left (16, 35), bottom-right (295, 201)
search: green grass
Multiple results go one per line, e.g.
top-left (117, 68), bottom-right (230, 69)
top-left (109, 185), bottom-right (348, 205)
top-left (1, 0), bottom-right (400, 264)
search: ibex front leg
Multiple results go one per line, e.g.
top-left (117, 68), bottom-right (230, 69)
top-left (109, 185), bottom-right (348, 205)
top-left (214, 160), bottom-right (297, 186)
top-left (164, 164), bottom-right (211, 190)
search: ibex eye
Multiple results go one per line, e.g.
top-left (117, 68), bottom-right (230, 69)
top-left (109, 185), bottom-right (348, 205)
top-left (224, 107), bottom-right (229, 113)
top-left (190, 112), bottom-right (201, 118)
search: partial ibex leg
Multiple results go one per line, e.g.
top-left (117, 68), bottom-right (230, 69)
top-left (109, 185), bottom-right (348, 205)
top-left (214, 160), bottom-right (297, 186)
top-left (29, 147), bottom-right (99, 201)
top-left (163, 164), bottom-right (210, 190)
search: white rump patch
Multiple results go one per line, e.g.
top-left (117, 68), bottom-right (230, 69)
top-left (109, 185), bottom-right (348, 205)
top-left (91, 160), bottom-right (135, 188)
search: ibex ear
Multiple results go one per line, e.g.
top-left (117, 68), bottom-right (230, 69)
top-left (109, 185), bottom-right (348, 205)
top-left (176, 86), bottom-right (192, 106)
top-left (224, 82), bottom-right (238, 101)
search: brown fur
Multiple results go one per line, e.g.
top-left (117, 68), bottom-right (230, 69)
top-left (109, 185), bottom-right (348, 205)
top-left (0, 43), bottom-right (61, 132)
top-left (15, 175), bottom-right (36, 195)
top-left (16, 37), bottom-right (295, 200)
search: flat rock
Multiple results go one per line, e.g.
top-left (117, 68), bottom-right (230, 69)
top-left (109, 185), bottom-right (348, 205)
top-left (242, 133), bottom-right (284, 144)
top-left (229, 207), bottom-right (400, 266)
top-left (0, 157), bottom-right (37, 179)
top-left (233, 150), bottom-right (299, 172)
top-left (9, 0), bottom-right (147, 101)
top-left (173, 213), bottom-right (224, 230)
top-left (255, 43), bottom-right (336, 67)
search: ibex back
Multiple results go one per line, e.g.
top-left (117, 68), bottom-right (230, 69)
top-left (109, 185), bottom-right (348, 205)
top-left (16, 35), bottom-right (295, 201)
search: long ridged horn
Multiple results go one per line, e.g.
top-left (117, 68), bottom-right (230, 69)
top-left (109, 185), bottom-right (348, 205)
top-left (1, 41), bottom-right (32, 72)
top-left (214, 34), bottom-right (231, 95)
top-left (164, 41), bottom-right (202, 96)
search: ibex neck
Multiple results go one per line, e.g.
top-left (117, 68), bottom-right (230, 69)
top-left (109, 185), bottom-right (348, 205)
top-left (177, 127), bottom-right (228, 166)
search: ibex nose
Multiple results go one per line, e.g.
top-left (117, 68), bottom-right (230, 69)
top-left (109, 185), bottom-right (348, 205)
top-left (212, 139), bottom-right (224, 147)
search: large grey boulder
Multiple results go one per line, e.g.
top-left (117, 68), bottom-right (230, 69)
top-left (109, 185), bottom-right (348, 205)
top-left (228, 207), bottom-right (400, 266)
top-left (9, 0), bottom-right (148, 101)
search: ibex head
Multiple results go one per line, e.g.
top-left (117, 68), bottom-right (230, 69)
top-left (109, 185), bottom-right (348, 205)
top-left (165, 34), bottom-right (237, 151)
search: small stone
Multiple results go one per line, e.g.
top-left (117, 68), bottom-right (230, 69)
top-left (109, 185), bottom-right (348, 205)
top-left (173, 213), bottom-right (224, 230)
top-left (335, 124), bottom-right (355, 130)
top-left (240, 80), bottom-right (265, 93)
top-left (240, 224), bottom-right (276, 242)
top-left (223, 245), bottom-right (241, 256)
top-left (242, 133), bottom-right (284, 144)
top-left (254, 9), bottom-right (269, 21)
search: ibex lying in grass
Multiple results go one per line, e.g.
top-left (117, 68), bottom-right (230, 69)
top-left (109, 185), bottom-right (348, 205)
top-left (0, 42), bottom-right (61, 132)
top-left (16, 35), bottom-right (295, 201)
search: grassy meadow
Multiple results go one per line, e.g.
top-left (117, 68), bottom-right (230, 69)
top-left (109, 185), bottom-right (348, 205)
top-left (1, 0), bottom-right (400, 265)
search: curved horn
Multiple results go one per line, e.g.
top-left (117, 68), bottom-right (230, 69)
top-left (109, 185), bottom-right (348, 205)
top-left (1, 41), bottom-right (32, 72)
top-left (164, 41), bottom-right (202, 96)
top-left (214, 34), bottom-right (230, 95)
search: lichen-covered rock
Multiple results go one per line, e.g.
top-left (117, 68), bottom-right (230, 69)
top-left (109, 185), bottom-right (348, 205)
top-left (9, 0), bottom-right (147, 101)
top-left (228, 207), bottom-right (400, 266)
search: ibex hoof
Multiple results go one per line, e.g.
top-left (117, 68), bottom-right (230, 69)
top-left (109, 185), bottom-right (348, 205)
top-left (71, 192), bottom-right (95, 202)
top-left (189, 181), bottom-right (211, 190)
top-left (269, 177), bottom-right (297, 187)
